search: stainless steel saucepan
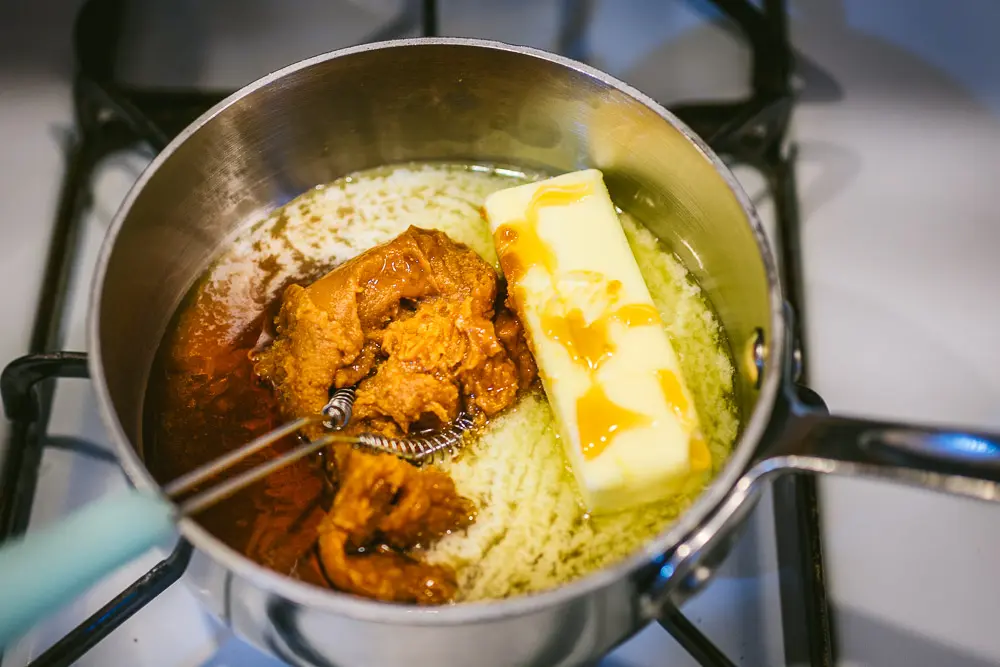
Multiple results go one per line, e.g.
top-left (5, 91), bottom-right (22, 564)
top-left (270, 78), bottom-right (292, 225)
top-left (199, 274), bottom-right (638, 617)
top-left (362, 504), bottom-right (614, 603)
top-left (3, 38), bottom-right (1000, 667)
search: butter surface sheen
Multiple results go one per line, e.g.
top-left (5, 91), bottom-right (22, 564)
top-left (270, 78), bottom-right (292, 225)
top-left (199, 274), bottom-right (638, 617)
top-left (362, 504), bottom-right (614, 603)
top-left (484, 169), bottom-right (709, 514)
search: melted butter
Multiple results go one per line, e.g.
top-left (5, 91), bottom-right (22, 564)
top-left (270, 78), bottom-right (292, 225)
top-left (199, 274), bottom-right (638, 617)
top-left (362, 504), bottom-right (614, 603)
top-left (689, 434), bottom-right (712, 472)
top-left (658, 368), bottom-right (710, 472)
top-left (576, 382), bottom-right (652, 461)
top-left (656, 368), bottom-right (690, 424)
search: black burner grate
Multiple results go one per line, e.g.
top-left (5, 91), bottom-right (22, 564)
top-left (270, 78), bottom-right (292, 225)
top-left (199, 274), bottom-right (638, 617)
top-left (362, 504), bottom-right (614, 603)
top-left (0, 1), bottom-right (832, 665)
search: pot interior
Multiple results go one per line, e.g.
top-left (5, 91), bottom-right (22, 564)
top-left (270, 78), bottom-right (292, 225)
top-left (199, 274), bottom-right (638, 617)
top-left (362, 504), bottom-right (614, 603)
top-left (94, 39), bottom-right (779, 601)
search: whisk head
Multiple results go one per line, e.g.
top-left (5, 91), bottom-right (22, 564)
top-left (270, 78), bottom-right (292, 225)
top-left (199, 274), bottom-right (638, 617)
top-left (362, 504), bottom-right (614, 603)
top-left (320, 386), bottom-right (474, 465)
top-left (168, 385), bottom-right (474, 515)
top-left (322, 386), bottom-right (356, 430)
top-left (353, 413), bottom-right (475, 465)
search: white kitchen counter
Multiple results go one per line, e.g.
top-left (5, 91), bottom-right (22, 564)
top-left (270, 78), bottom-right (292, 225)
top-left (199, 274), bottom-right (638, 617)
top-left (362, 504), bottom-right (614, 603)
top-left (2, 1), bottom-right (999, 666)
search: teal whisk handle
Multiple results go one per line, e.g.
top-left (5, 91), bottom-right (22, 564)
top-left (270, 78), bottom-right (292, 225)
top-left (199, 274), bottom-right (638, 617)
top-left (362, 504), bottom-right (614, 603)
top-left (0, 489), bottom-right (175, 648)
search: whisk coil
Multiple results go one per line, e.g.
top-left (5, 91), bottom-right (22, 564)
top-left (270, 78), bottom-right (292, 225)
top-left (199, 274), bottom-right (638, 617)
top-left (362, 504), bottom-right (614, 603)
top-left (320, 386), bottom-right (473, 465)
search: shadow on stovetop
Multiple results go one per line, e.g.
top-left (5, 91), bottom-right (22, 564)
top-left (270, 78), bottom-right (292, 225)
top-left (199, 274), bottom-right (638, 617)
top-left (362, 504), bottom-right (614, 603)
top-left (789, 0), bottom-right (1000, 227)
top-left (834, 608), bottom-right (999, 667)
top-left (790, 0), bottom-right (1000, 106)
top-left (196, 636), bottom-right (285, 667)
top-left (43, 436), bottom-right (117, 465)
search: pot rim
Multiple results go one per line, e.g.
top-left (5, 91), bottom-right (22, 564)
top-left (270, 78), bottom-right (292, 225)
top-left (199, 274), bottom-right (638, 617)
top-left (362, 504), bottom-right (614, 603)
top-left (88, 36), bottom-right (785, 626)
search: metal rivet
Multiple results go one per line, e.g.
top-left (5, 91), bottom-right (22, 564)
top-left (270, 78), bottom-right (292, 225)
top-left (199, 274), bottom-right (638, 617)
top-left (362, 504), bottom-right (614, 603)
top-left (792, 343), bottom-right (803, 383)
top-left (750, 328), bottom-right (766, 389)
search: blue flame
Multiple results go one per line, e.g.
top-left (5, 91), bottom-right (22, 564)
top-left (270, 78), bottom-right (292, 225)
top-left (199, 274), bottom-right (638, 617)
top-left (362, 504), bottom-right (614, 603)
top-left (928, 433), bottom-right (1000, 459)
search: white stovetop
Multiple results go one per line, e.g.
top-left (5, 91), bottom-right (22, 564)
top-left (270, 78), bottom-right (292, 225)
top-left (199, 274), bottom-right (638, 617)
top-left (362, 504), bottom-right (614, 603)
top-left (3, 1), bottom-right (1000, 666)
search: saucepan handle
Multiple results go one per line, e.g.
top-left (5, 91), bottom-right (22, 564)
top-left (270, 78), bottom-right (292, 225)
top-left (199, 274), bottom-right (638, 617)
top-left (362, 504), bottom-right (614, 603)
top-left (765, 405), bottom-right (1000, 496)
top-left (761, 301), bottom-right (1000, 492)
top-left (641, 300), bottom-right (1000, 618)
top-left (641, 387), bottom-right (1000, 619)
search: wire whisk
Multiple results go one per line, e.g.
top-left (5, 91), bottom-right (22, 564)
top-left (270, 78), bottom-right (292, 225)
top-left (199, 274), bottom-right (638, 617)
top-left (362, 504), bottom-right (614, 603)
top-left (354, 412), bottom-right (474, 464)
top-left (163, 385), bottom-right (474, 515)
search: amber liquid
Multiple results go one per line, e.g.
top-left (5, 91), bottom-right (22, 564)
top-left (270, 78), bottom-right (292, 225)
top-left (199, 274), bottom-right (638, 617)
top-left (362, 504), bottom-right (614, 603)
top-left (143, 274), bottom-right (333, 588)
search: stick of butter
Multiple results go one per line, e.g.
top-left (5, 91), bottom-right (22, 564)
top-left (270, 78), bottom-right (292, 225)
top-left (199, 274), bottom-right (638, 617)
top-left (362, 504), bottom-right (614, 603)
top-left (484, 169), bottom-right (710, 514)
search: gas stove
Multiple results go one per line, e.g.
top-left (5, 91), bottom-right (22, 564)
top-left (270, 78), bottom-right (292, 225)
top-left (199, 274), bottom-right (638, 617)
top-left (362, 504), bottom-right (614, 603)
top-left (1, 1), bottom-right (826, 665)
